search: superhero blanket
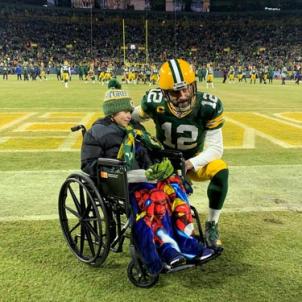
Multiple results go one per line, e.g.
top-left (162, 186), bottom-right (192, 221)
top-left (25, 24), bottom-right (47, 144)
top-left (129, 175), bottom-right (205, 275)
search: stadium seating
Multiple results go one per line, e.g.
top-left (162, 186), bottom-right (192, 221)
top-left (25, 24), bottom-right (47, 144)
top-left (0, 3), bottom-right (301, 71)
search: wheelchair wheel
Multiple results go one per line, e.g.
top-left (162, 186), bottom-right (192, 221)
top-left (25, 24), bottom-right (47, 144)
top-left (58, 172), bottom-right (111, 267)
top-left (127, 260), bottom-right (159, 288)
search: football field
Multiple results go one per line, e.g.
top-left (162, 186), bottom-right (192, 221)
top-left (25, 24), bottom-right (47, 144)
top-left (0, 76), bottom-right (301, 301)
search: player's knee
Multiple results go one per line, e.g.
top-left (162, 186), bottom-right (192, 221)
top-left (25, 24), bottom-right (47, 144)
top-left (207, 159), bottom-right (228, 179)
top-left (212, 168), bottom-right (229, 186)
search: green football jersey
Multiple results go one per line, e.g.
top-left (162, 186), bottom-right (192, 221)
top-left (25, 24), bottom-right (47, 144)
top-left (141, 89), bottom-right (224, 159)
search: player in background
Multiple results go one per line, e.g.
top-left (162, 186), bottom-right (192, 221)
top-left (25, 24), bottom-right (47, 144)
top-left (62, 60), bottom-right (71, 88)
top-left (206, 63), bottom-right (214, 88)
top-left (250, 66), bottom-right (257, 84)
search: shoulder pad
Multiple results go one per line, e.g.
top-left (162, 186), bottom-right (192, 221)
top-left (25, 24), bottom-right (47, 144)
top-left (200, 93), bottom-right (224, 129)
top-left (142, 88), bottom-right (164, 112)
top-left (199, 92), bottom-right (222, 111)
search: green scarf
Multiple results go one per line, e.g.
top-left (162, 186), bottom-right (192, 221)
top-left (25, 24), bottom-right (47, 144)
top-left (117, 125), bottom-right (163, 170)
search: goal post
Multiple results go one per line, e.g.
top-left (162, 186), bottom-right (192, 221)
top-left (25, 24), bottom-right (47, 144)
top-left (122, 18), bottom-right (149, 66)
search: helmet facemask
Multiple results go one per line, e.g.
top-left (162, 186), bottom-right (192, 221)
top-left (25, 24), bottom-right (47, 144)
top-left (163, 81), bottom-right (197, 118)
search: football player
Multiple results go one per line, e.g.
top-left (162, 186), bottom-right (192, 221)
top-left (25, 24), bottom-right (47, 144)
top-left (250, 66), bottom-right (257, 84)
top-left (206, 63), bottom-right (214, 88)
top-left (237, 66), bottom-right (243, 83)
top-left (61, 60), bottom-right (71, 88)
top-left (132, 58), bottom-right (229, 249)
top-left (150, 64), bottom-right (159, 85)
top-left (228, 65), bottom-right (235, 84)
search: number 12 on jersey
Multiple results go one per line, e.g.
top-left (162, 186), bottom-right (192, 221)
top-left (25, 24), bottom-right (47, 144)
top-left (161, 122), bottom-right (198, 150)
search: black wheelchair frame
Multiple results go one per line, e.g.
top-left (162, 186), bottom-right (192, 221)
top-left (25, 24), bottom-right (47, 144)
top-left (58, 125), bottom-right (222, 288)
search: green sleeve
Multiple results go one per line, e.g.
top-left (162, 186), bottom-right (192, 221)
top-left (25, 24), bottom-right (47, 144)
top-left (198, 92), bottom-right (224, 130)
top-left (141, 93), bottom-right (151, 115)
top-left (141, 88), bottom-right (163, 118)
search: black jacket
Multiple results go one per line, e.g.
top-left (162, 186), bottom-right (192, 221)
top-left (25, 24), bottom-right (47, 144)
top-left (81, 117), bottom-right (153, 177)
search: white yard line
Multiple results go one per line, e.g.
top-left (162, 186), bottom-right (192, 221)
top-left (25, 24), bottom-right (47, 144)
top-left (1, 164), bottom-right (302, 173)
top-left (0, 166), bottom-right (302, 222)
top-left (254, 112), bottom-right (302, 129)
top-left (0, 205), bottom-right (300, 222)
top-left (225, 115), bottom-right (300, 148)
top-left (225, 117), bottom-right (256, 148)
top-left (0, 149), bottom-right (79, 153)
top-left (39, 112), bottom-right (86, 118)
top-left (273, 112), bottom-right (302, 124)
top-left (0, 136), bottom-right (68, 153)
top-left (0, 112), bottom-right (37, 131)
top-left (0, 107), bottom-right (99, 111)
top-left (13, 122), bottom-right (76, 132)
top-left (0, 214), bottom-right (59, 222)
top-left (58, 112), bottom-right (95, 150)
top-left (254, 130), bottom-right (295, 148)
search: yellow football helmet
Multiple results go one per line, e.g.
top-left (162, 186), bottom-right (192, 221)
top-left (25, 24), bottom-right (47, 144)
top-left (159, 59), bottom-right (197, 118)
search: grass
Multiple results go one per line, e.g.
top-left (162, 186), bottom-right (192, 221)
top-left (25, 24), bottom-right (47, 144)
top-left (0, 212), bottom-right (301, 302)
top-left (0, 76), bottom-right (302, 301)
top-left (0, 212), bottom-right (302, 302)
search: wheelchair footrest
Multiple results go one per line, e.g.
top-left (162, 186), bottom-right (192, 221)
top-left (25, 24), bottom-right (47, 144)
top-left (162, 263), bottom-right (195, 274)
top-left (162, 247), bottom-right (223, 273)
top-left (196, 247), bottom-right (224, 265)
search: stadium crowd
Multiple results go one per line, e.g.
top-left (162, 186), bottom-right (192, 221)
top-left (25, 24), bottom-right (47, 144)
top-left (0, 4), bottom-right (301, 78)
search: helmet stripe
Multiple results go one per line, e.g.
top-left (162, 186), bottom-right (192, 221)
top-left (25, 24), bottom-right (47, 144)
top-left (168, 59), bottom-right (184, 84)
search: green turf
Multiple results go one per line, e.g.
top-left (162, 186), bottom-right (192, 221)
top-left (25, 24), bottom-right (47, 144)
top-left (0, 212), bottom-right (301, 302)
top-left (1, 164), bottom-right (301, 219)
top-left (0, 77), bottom-right (301, 300)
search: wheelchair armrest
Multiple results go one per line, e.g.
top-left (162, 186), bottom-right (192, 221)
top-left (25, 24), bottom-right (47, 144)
top-left (159, 150), bottom-right (184, 160)
top-left (97, 158), bottom-right (126, 167)
top-left (150, 149), bottom-right (185, 162)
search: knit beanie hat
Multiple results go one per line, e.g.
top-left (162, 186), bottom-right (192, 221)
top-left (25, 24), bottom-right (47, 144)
top-left (108, 78), bottom-right (122, 89)
top-left (103, 89), bottom-right (133, 116)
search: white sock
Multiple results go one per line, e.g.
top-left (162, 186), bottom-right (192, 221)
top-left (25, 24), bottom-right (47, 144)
top-left (207, 208), bottom-right (221, 224)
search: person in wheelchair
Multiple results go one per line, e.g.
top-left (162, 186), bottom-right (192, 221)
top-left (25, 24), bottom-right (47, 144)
top-left (81, 80), bottom-right (214, 275)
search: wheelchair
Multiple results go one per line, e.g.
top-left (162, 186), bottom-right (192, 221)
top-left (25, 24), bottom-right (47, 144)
top-left (58, 125), bottom-right (223, 288)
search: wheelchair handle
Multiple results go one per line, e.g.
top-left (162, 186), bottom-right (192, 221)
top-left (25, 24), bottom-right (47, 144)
top-left (71, 125), bottom-right (86, 137)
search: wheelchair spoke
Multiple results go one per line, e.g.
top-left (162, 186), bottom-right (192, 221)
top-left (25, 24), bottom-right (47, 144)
top-left (68, 184), bottom-right (82, 214)
top-left (85, 222), bottom-right (108, 248)
top-left (68, 221), bottom-right (81, 234)
top-left (82, 198), bottom-right (93, 218)
top-left (83, 223), bottom-right (96, 256)
top-left (59, 173), bottom-right (112, 266)
top-left (64, 205), bottom-right (81, 218)
top-left (138, 275), bottom-right (146, 283)
top-left (79, 223), bottom-right (85, 254)
top-left (83, 220), bottom-right (101, 242)
top-left (133, 267), bottom-right (148, 283)
top-left (79, 184), bottom-right (85, 206)
top-left (86, 217), bottom-right (98, 222)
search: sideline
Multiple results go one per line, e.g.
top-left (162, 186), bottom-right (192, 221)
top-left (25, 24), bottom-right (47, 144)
top-left (0, 206), bottom-right (301, 222)
top-left (1, 165), bottom-right (302, 221)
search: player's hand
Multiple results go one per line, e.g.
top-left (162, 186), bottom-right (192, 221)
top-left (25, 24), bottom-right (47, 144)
top-left (185, 160), bottom-right (194, 173)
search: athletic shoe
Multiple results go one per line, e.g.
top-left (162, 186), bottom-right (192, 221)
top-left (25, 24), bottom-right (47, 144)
top-left (205, 221), bottom-right (222, 248)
